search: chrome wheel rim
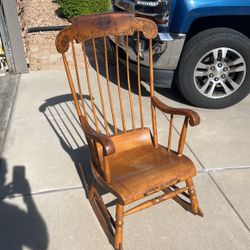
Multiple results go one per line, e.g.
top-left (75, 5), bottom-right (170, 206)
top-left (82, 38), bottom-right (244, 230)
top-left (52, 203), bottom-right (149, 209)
top-left (193, 47), bottom-right (246, 99)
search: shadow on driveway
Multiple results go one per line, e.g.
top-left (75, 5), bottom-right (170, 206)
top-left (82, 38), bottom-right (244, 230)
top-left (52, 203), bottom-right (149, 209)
top-left (0, 158), bottom-right (49, 250)
top-left (39, 94), bottom-right (118, 198)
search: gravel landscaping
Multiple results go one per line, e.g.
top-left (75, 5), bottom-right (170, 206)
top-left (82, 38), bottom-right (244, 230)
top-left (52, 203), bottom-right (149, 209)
top-left (23, 0), bottom-right (112, 70)
top-left (24, 0), bottom-right (68, 27)
top-left (23, 0), bottom-right (69, 69)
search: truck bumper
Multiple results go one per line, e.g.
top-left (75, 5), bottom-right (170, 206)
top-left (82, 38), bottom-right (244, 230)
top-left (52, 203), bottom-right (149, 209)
top-left (155, 32), bottom-right (186, 71)
top-left (111, 32), bottom-right (186, 88)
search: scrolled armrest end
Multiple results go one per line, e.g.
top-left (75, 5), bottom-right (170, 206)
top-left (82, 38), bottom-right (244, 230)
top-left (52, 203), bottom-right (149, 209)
top-left (102, 136), bottom-right (115, 156)
top-left (188, 111), bottom-right (200, 127)
top-left (79, 115), bottom-right (115, 156)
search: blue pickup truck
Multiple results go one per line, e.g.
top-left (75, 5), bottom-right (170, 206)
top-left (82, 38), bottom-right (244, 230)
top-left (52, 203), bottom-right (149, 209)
top-left (112, 0), bottom-right (250, 108)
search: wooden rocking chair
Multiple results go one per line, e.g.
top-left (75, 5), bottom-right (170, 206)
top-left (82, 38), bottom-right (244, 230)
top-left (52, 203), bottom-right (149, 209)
top-left (56, 12), bottom-right (203, 250)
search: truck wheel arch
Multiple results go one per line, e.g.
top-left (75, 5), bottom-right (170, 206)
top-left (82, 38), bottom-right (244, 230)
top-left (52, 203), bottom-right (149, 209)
top-left (185, 15), bottom-right (250, 42)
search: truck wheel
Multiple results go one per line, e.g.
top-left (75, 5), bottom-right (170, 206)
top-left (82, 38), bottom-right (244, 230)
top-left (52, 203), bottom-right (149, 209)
top-left (176, 28), bottom-right (250, 108)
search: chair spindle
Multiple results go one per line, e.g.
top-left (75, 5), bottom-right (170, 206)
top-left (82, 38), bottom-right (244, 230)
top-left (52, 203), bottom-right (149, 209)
top-left (71, 42), bottom-right (88, 119)
top-left (126, 34), bottom-right (135, 130)
top-left (178, 116), bottom-right (189, 156)
top-left (149, 38), bottom-right (158, 147)
top-left (115, 36), bottom-right (126, 132)
top-left (104, 35), bottom-right (118, 134)
top-left (92, 38), bottom-right (109, 135)
top-left (62, 53), bottom-right (82, 118)
top-left (137, 31), bottom-right (144, 128)
top-left (82, 41), bottom-right (99, 131)
top-left (168, 114), bottom-right (173, 152)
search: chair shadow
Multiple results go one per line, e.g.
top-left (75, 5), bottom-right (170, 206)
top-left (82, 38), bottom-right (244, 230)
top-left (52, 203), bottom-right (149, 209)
top-left (39, 94), bottom-right (116, 199)
top-left (0, 158), bottom-right (49, 250)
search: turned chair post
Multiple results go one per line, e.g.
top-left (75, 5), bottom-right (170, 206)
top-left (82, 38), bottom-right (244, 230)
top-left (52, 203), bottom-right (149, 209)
top-left (115, 203), bottom-right (124, 250)
top-left (186, 178), bottom-right (201, 215)
top-left (178, 116), bottom-right (189, 156)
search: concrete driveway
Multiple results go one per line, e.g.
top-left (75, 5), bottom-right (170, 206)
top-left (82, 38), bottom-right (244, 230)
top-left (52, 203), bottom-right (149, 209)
top-left (0, 67), bottom-right (250, 250)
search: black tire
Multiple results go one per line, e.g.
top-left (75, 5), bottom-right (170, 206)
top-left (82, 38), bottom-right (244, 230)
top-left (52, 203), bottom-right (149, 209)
top-left (176, 28), bottom-right (250, 109)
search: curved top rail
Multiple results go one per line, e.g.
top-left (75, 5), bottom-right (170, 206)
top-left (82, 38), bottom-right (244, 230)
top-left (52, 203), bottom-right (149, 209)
top-left (55, 12), bottom-right (158, 53)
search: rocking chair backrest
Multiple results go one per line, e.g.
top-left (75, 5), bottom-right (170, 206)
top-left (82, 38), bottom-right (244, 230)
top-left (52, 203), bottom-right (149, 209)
top-left (55, 15), bottom-right (203, 249)
top-left (56, 12), bottom-right (158, 142)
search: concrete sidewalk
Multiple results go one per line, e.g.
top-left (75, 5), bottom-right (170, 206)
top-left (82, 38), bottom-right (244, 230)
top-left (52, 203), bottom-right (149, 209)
top-left (0, 69), bottom-right (250, 250)
top-left (0, 74), bottom-right (19, 155)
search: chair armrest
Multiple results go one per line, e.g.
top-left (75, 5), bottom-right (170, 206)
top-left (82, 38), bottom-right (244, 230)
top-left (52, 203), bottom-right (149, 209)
top-left (151, 96), bottom-right (200, 126)
top-left (79, 115), bottom-right (115, 156)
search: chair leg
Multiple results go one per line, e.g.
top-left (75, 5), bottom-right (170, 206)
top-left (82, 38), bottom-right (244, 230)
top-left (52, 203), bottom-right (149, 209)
top-left (186, 178), bottom-right (204, 217)
top-left (114, 203), bottom-right (124, 250)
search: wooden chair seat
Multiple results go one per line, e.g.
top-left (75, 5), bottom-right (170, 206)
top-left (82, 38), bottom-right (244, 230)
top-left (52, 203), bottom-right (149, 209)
top-left (103, 129), bottom-right (196, 204)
